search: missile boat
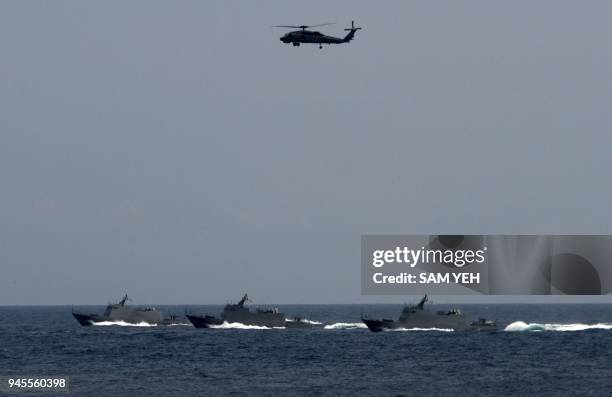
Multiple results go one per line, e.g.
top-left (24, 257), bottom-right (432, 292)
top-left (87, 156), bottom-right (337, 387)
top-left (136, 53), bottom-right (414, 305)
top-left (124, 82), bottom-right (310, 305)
top-left (72, 294), bottom-right (183, 326)
top-left (362, 295), bottom-right (497, 332)
top-left (186, 293), bottom-right (320, 329)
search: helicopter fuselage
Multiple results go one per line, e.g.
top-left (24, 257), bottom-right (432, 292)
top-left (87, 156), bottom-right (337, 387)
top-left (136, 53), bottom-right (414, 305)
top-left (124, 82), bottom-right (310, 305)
top-left (276, 21), bottom-right (361, 48)
top-left (280, 30), bottom-right (346, 45)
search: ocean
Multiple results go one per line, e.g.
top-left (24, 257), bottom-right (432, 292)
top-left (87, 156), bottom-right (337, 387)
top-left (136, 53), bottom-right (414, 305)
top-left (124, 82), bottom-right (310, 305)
top-left (2, 304), bottom-right (612, 396)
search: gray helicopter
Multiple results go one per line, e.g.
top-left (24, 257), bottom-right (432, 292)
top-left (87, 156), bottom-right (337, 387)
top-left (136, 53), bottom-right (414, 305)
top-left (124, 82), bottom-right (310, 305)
top-left (275, 21), bottom-right (361, 49)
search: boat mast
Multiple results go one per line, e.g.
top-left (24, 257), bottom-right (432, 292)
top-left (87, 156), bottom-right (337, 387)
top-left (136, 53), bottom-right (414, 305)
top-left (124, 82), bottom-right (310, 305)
top-left (417, 294), bottom-right (428, 310)
top-left (237, 293), bottom-right (249, 307)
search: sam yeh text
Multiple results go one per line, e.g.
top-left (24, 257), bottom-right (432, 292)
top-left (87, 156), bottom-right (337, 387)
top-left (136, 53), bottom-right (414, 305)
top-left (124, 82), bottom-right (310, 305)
top-left (373, 272), bottom-right (480, 284)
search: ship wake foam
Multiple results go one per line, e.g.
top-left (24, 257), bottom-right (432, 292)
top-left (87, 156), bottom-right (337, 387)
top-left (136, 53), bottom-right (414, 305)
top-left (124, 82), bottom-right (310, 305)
top-left (505, 321), bottom-right (612, 332)
top-left (389, 327), bottom-right (454, 332)
top-left (91, 321), bottom-right (157, 327)
top-left (208, 321), bottom-right (285, 330)
top-left (285, 318), bottom-right (322, 325)
top-left (323, 322), bottom-right (368, 330)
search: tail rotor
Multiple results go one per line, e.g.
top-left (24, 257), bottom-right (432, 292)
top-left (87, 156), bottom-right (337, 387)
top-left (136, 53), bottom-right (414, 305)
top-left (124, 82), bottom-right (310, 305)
top-left (343, 20), bottom-right (362, 42)
top-left (344, 20), bottom-right (362, 32)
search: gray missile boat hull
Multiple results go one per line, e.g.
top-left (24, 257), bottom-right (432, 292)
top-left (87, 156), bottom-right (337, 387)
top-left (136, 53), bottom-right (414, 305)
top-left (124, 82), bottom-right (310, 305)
top-left (72, 294), bottom-right (183, 326)
top-left (186, 294), bottom-right (320, 329)
top-left (362, 295), bottom-right (497, 332)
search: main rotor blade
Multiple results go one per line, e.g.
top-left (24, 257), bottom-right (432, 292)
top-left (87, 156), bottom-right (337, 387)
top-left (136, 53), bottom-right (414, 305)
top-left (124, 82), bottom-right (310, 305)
top-left (308, 22), bottom-right (335, 28)
top-left (272, 23), bottom-right (335, 29)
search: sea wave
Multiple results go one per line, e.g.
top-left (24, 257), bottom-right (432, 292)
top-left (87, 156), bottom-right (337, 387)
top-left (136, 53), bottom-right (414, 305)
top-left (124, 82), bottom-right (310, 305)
top-left (323, 322), bottom-right (368, 330)
top-left (208, 321), bottom-right (285, 330)
top-left (505, 321), bottom-right (612, 332)
top-left (92, 321), bottom-right (157, 327)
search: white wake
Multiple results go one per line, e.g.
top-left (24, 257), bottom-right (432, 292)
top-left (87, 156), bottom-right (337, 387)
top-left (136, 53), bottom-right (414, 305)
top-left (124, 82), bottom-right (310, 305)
top-left (324, 322), bottom-right (368, 330)
top-left (505, 321), bottom-right (612, 332)
top-left (91, 321), bottom-right (157, 327)
top-left (389, 327), bottom-right (454, 332)
top-left (208, 321), bottom-right (285, 330)
top-left (285, 318), bottom-right (322, 325)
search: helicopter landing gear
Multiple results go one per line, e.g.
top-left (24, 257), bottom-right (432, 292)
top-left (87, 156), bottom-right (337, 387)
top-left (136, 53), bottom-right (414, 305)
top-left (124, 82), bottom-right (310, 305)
top-left (319, 44), bottom-right (323, 49)
top-left (292, 42), bottom-right (300, 47)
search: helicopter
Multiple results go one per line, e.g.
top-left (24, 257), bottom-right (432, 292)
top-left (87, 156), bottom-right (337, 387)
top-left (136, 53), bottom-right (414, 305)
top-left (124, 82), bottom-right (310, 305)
top-left (274, 21), bottom-right (361, 49)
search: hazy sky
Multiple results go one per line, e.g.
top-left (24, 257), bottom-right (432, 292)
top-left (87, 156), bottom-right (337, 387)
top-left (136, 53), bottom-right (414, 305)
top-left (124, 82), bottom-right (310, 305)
top-left (1, 1), bottom-right (611, 304)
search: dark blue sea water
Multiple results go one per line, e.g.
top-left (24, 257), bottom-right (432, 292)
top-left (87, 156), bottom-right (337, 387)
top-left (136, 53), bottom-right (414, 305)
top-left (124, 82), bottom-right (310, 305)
top-left (2, 304), bottom-right (612, 396)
